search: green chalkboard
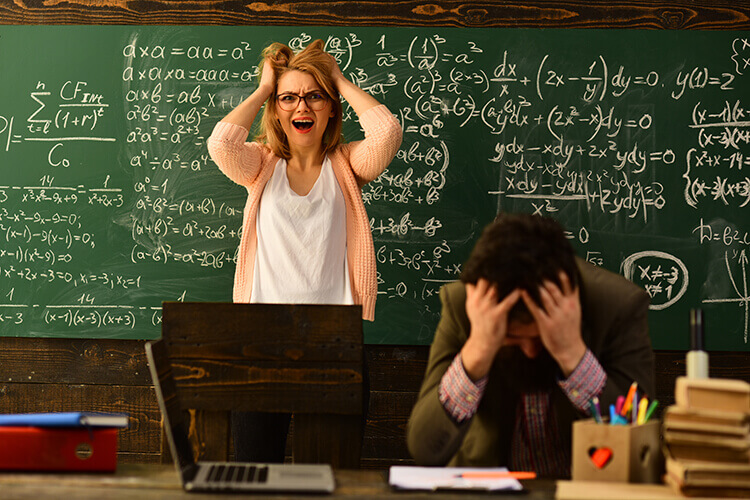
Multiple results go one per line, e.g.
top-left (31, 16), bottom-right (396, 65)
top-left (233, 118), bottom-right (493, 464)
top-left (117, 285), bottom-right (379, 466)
top-left (0, 26), bottom-right (748, 350)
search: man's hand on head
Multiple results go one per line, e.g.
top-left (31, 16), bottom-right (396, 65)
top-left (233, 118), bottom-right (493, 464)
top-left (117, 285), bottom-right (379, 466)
top-left (521, 271), bottom-right (586, 378)
top-left (460, 279), bottom-right (521, 381)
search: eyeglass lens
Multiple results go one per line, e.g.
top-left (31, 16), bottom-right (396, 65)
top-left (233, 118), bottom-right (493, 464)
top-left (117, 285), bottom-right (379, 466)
top-left (277, 93), bottom-right (328, 110)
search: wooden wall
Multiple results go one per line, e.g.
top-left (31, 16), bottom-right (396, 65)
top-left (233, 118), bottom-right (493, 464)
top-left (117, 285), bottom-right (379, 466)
top-left (1, 0), bottom-right (750, 468)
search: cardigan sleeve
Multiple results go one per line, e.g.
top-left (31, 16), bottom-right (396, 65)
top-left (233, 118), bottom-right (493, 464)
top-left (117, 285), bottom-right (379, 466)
top-left (346, 104), bottom-right (403, 186)
top-left (206, 121), bottom-right (269, 187)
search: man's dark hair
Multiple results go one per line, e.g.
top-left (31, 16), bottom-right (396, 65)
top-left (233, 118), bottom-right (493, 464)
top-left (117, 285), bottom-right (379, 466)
top-left (460, 213), bottom-right (579, 322)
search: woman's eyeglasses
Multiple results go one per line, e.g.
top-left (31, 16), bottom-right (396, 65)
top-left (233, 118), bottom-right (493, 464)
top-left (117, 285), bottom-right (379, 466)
top-left (276, 92), bottom-right (329, 111)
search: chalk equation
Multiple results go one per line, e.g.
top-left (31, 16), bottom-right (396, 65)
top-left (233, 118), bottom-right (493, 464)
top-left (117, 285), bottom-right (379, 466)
top-left (0, 26), bottom-right (747, 349)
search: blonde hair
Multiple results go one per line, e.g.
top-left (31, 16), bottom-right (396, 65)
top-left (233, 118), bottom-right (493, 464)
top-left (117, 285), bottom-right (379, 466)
top-left (256, 40), bottom-right (343, 159)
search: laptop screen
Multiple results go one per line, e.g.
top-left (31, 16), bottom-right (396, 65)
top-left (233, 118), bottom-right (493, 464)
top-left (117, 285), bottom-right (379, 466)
top-left (146, 339), bottom-right (199, 480)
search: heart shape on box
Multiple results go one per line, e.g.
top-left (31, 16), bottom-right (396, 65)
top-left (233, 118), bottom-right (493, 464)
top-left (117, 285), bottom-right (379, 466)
top-left (587, 446), bottom-right (613, 469)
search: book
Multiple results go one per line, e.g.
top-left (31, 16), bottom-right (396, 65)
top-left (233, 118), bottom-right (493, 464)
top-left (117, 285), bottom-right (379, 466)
top-left (0, 426), bottom-right (117, 472)
top-left (666, 457), bottom-right (750, 488)
top-left (663, 429), bottom-right (750, 451)
top-left (664, 441), bottom-right (750, 463)
top-left (665, 472), bottom-right (750, 499)
top-left (664, 419), bottom-right (750, 439)
top-left (663, 406), bottom-right (750, 436)
top-left (0, 412), bottom-right (129, 428)
top-left (674, 377), bottom-right (750, 413)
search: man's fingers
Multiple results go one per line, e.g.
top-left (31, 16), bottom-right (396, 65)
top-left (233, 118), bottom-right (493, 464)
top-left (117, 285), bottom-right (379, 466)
top-left (496, 288), bottom-right (521, 313)
top-left (541, 279), bottom-right (564, 307)
top-left (559, 271), bottom-right (574, 296)
top-left (520, 289), bottom-right (544, 319)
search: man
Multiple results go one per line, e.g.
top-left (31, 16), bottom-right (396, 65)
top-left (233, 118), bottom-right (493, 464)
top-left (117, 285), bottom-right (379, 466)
top-left (407, 213), bottom-right (654, 477)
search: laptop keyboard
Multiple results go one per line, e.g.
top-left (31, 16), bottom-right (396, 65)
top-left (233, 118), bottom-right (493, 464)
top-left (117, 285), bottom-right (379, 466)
top-left (205, 464), bottom-right (269, 484)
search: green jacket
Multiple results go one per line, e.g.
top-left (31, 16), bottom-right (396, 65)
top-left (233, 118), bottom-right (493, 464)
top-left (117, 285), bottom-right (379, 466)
top-left (407, 258), bottom-right (655, 469)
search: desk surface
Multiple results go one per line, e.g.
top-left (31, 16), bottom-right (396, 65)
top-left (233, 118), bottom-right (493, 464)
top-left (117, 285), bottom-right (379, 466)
top-left (1, 465), bottom-right (724, 500)
top-left (0, 464), bottom-right (555, 499)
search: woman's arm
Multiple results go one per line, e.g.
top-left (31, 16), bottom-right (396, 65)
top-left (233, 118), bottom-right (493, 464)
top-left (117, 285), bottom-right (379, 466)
top-left (207, 60), bottom-right (276, 186)
top-left (327, 55), bottom-right (402, 183)
top-left (220, 59), bottom-right (276, 129)
top-left (327, 55), bottom-right (381, 117)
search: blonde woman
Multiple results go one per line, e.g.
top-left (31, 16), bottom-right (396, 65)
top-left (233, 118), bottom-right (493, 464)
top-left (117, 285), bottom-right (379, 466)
top-left (207, 40), bottom-right (402, 462)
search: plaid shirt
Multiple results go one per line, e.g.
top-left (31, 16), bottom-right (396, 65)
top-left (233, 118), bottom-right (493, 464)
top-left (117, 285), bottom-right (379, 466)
top-left (438, 349), bottom-right (606, 477)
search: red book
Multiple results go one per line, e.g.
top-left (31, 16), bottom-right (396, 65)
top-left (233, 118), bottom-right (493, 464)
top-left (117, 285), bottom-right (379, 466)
top-left (0, 426), bottom-right (117, 472)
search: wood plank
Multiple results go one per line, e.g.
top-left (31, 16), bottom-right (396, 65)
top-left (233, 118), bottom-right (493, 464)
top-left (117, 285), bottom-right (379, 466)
top-left (162, 303), bottom-right (362, 362)
top-left (170, 358), bottom-right (363, 414)
top-left (0, 1), bottom-right (747, 29)
top-left (366, 346), bottom-right (428, 392)
top-left (0, 337), bottom-right (150, 385)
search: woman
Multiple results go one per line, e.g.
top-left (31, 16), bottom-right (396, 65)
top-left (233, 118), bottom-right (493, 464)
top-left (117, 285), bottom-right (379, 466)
top-left (207, 40), bottom-right (402, 462)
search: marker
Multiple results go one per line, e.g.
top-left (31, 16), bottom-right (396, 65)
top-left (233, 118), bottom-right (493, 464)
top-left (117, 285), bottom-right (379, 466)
top-left (456, 471), bottom-right (537, 480)
top-left (621, 382), bottom-right (638, 417)
top-left (608, 404), bottom-right (627, 425)
top-left (631, 390), bottom-right (638, 424)
top-left (643, 400), bottom-right (659, 423)
top-left (637, 397), bottom-right (649, 425)
top-left (615, 396), bottom-right (625, 416)
top-left (590, 397), bottom-right (603, 424)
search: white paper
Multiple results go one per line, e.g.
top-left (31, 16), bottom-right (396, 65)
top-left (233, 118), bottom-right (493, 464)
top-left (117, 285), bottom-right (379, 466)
top-left (388, 466), bottom-right (523, 491)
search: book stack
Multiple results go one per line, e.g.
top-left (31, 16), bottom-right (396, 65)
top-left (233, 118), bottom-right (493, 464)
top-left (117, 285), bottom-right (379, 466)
top-left (0, 412), bottom-right (129, 472)
top-left (664, 377), bottom-right (750, 497)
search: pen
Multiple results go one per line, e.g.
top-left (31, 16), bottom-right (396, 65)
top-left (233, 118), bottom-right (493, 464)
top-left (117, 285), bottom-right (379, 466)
top-left (631, 390), bottom-right (638, 424)
top-left (637, 397), bottom-right (649, 425)
top-left (456, 471), bottom-right (537, 480)
top-left (643, 400), bottom-right (659, 423)
top-left (590, 397), bottom-right (602, 424)
top-left (621, 382), bottom-right (638, 417)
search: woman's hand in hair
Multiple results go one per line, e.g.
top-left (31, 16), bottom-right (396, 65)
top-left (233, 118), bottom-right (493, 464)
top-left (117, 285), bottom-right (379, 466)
top-left (324, 52), bottom-right (347, 92)
top-left (324, 52), bottom-right (381, 115)
top-left (258, 58), bottom-right (277, 99)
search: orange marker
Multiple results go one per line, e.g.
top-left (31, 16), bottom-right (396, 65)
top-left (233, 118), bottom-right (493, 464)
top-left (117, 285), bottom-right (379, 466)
top-left (456, 471), bottom-right (537, 480)
top-left (620, 382), bottom-right (638, 417)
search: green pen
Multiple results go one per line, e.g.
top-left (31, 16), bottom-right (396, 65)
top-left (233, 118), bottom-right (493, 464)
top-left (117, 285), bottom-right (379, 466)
top-left (643, 400), bottom-right (659, 423)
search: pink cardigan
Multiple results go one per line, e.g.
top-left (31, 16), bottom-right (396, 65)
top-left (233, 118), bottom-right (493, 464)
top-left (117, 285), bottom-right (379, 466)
top-left (207, 104), bottom-right (402, 321)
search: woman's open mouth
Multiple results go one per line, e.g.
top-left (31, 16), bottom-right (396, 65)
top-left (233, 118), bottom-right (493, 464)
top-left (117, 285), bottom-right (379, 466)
top-left (292, 118), bottom-right (314, 132)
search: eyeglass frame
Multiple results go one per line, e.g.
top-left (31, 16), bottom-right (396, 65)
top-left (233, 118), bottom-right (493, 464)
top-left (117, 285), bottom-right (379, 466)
top-left (275, 92), bottom-right (330, 111)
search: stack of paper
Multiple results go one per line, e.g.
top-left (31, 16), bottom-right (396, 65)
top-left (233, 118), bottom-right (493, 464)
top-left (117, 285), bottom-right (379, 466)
top-left (388, 466), bottom-right (524, 492)
top-left (663, 377), bottom-right (750, 497)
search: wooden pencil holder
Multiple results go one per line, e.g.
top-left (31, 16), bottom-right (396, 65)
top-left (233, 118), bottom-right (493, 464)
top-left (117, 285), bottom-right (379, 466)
top-left (571, 419), bottom-right (662, 483)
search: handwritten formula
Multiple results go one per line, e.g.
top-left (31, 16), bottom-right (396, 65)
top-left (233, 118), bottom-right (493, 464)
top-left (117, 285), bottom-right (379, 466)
top-left (0, 27), bottom-right (748, 349)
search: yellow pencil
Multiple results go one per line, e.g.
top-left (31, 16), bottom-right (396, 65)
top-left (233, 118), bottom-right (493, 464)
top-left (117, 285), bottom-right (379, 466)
top-left (637, 397), bottom-right (649, 425)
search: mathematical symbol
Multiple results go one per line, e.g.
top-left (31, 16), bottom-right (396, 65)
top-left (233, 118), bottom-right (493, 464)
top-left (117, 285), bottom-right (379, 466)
top-left (638, 265), bottom-right (651, 280)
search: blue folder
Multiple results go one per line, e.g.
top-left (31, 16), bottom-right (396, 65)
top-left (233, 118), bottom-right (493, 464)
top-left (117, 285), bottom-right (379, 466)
top-left (0, 412), bottom-right (128, 428)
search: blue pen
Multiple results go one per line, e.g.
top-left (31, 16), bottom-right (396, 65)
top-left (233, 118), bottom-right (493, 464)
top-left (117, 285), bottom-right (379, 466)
top-left (609, 404), bottom-right (617, 425)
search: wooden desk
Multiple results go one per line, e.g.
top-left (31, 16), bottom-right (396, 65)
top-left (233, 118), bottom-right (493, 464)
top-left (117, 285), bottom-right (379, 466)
top-left (0, 464), bottom-right (555, 499)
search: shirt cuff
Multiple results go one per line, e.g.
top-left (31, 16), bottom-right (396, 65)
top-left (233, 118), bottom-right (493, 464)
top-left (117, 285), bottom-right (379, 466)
top-left (438, 353), bottom-right (488, 423)
top-left (557, 349), bottom-right (607, 413)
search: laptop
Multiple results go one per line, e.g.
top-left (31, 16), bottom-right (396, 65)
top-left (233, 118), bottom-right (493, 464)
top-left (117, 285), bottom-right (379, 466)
top-left (145, 339), bottom-right (335, 493)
